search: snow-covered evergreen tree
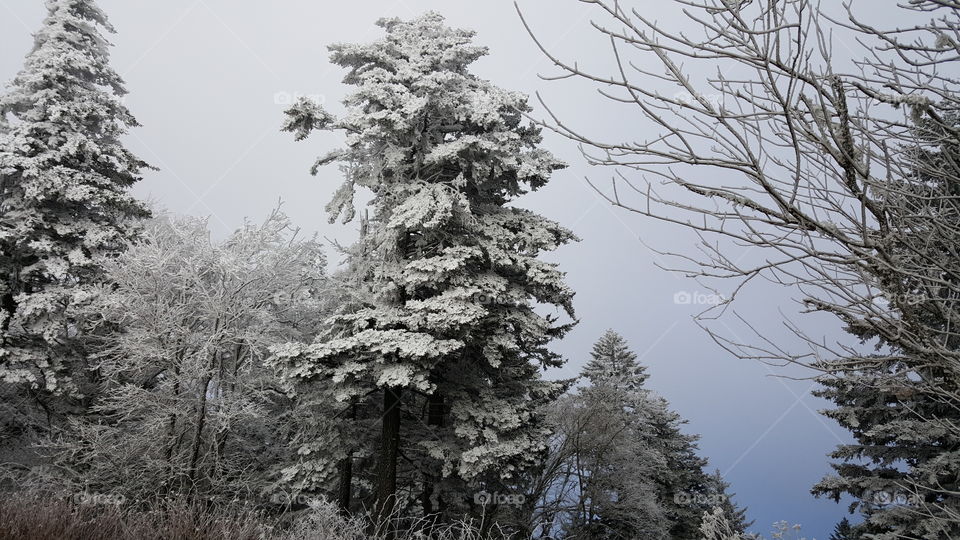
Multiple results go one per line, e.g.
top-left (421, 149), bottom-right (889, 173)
top-left (650, 395), bottom-right (714, 540)
top-left (704, 470), bottom-right (752, 535)
top-left (582, 329), bottom-right (648, 391)
top-left (813, 114), bottom-right (960, 539)
top-left (272, 12), bottom-right (575, 525)
top-left (583, 330), bottom-right (717, 538)
top-left (528, 330), bottom-right (731, 539)
top-left (0, 0), bottom-right (148, 401)
top-left (812, 353), bottom-right (960, 538)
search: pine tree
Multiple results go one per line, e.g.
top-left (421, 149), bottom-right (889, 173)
top-left (582, 329), bottom-right (648, 392)
top-left (584, 330), bottom-right (714, 538)
top-left (273, 12), bottom-right (575, 526)
top-left (648, 394), bottom-right (714, 540)
top-left (813, 114), bottom-right (960, 539)
top-left (532, 330), bottom-right (729, 539)
top-left (0, 0), bottom-right (148, 403)
top-left (829, 518), bottom-right (857, 540)
top-left (704, 470), bottom-right (752, 535)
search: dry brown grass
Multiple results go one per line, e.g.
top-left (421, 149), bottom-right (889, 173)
top-left (0, 495), bottom-right (270, 540)
top-left (0, 493), bottom-right (512, 540)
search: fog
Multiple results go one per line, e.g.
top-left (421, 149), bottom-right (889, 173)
top-left (0, 1), bottom-right (894, 536)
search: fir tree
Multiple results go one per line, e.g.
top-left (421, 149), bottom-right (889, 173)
top-left (829, 517), bottom-right (857, 540)
top-left (273, 12), bottom-right (575, 526)
top-left (585, 331), bottom-right (714, 539)
top-left (648, 394), bottom-right (713, 540)
top-left (0, 0), bottom-right (148, 403)
top-left (813, 114), bottom-right (960, 539)
top-left (704, 469), bottom-right (753, 535)
top-left (582, 328), bottom-right (648, 392)
top-left (535, 330), bottom-right (728, 539)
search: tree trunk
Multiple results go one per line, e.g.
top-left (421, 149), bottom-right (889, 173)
top-left (337, 402), bottom-right (356, 514)
top-left (214, 341), bottom-right (245, 470)
top-left (373, 386), bottom-right (402, 536)
top-left (0, 291), bottom-right (16, 335)
top-left (421, 390), bottom-right (445, 533)
top-left (337, 454), bottom-right (353, 513)
top-left (186, 375), bottom-right (211, 497)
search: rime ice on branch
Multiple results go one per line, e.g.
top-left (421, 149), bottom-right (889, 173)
top-left (273, 12), bottom-right (576, 522)
top-left (0, 0), bottom-right (149, 397)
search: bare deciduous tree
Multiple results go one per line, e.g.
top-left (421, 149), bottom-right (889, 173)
top-left (520, 0), bottom-right (960, 535)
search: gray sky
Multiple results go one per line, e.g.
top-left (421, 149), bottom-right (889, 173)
top-left (0, 1), bottom-right (878, 536)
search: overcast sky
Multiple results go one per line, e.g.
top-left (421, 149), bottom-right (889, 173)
top-left (0, 1), bottom-right (889, 536)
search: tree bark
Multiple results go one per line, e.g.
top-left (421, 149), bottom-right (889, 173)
top-left (337, 402), bottom-right (356, 514)
top-left (336, 454), bottom-right (353, 514)
top-left (0, 291), bottom-right (16, 335)
top-left (421, 390), bottom-right (445, 533)
top-left (186, 375), bottom-right (211, 497)
top-left (373, 386), bottom-right (402, 535)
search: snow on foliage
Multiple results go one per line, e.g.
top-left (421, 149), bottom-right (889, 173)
top-left (272, 12), bottom-right (576, 518)
top-left (0, 0), bottom-right (148, 397)
top-left (55, 210), bottom-right (330, 501)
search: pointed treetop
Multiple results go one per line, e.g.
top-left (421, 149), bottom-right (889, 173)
top-left (829, 517), bottom-right (857, 540)
top-left (0, 0), bottom-right (144, 205)
top-left (0, 0), bottom-right (148, 395)
top-left (705, 469), bottom-right (753, 534)
top-left (5, 0), bottom-right (129, 110)
top-left (582, 329), bottom-right (648, 389)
